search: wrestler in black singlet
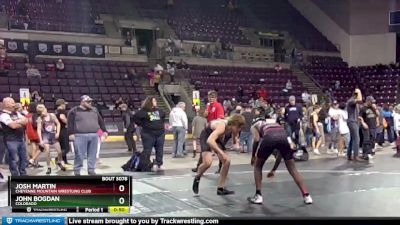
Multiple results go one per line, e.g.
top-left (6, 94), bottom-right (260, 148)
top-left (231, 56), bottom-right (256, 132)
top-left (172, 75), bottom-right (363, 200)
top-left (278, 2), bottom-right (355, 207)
top-left (199, 123), bottom-right (232, 153)
top-left (249, 120), bottom-right (312, 205)
top-left (256, 122), bottom-right (293, 161)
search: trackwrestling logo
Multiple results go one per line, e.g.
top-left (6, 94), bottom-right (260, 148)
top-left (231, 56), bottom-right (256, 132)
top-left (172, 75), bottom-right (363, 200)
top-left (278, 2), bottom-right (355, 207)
top-left (2, 217), bottom-right (64, 225)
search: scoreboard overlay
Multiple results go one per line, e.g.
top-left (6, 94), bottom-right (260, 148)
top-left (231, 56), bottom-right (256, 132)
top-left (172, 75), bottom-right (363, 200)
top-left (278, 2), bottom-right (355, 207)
top-left (8, 176), bottom-right (131, 213)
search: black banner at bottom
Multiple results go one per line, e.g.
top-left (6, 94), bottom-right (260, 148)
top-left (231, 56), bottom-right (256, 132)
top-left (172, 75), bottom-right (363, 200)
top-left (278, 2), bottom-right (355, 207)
top-left (66, 217), bottom-right (400, 225)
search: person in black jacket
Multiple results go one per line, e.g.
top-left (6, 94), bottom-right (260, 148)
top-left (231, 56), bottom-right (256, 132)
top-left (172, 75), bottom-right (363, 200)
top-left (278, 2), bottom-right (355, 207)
top-left (284, 96), bottom-right (303, 147)
top-left (0, 102), bottom-right (6, 167)
top-left (0, 102), bottom-right (5, 180)
top-left (0, 102), bottom-right (8, 179)
top-left (120, 104), bottom-right (136, 152)
top-left (55, 99), bottom-right (70, 165)
top-left (132, 97), bottom-right (166, 171)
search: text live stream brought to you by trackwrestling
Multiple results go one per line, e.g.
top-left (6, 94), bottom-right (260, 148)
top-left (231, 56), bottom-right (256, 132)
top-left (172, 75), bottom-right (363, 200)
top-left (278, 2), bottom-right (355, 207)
top-left (1, 217), bottom-right (220, 225)
top-left (2, 217), bottom-right (400, 225)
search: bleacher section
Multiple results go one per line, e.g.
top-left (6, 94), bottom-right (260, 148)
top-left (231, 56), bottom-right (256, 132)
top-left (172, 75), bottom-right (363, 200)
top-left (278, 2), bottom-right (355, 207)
top-left (5, 0), bottom-right (104, 34)
top-left (185, 65), bottom-right (306, 105)
top-left (247, 0), bottom-right (338, 52)
top-left (3, 0), bottom-right (337, 52)
top-left (166, 0), bottom-right (250, 45)
top-left (304, 56), bottom-right (398, 104)
top-left (0, 56), bottom-right (148, 121)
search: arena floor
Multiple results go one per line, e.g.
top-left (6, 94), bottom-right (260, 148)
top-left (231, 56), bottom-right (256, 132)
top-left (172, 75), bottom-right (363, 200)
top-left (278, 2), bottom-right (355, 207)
top-left (0, 143), bottom-right (400, 218)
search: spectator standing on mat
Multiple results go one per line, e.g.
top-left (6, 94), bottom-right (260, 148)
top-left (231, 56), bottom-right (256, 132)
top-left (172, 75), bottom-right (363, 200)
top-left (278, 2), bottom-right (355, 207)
top-left (121, 103), bottom-right (136, 152)
top-left (382, 104), bottom-right (396, 145)
top-left (239, 105), bottom-right (254, 153)
top-left (0, 102), bottom-right (5, 180)
top-left (327, 100), bottom-right (341, 155)
top-left (393, 105), bottom-right (400, 157)
top-left (169, 102), bottom-right (188, 158)
top-left (55, 99), bottom-right (70, 166)
top-left (346, 89), bottom-right (362, 161)
top-left (284, 96), bottom-right (303, 148)
top-left (132, 97), bottom-right (166, 172)
top-left (0, 97), bottom-right (28, 176)
top-left (358, 96), bottom-right (378, 162)
top-left (192, 107), bottom-right (207, 158)
top-left (0, 102), bottom-right (7, 167)
top-left (67, 95), bottom-right (108, 175)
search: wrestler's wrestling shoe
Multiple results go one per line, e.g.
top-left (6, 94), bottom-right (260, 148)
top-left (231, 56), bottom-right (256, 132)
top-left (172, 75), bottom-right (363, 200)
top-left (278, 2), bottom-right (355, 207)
top-left (304, 194), bottom-right (313, 204)
top-left (248, 194), bottom-right (263, 204)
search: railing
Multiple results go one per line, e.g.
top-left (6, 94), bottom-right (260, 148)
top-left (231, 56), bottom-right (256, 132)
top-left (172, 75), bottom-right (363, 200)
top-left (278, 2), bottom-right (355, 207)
top-left (299, 66), bottom-right (324, 91)
top-left (158, 83), bottom-right (174, 111)
top-left (177, 80), bottom-right (196, 120)
top-left (9, 18), bottom-right (105, 34)
top-left (298, 66), bottom-right (332, 103)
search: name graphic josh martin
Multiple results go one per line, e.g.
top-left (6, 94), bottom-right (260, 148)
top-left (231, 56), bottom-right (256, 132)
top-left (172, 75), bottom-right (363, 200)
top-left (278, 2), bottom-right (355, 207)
top-left (16, 183), bottom-right (57, 189)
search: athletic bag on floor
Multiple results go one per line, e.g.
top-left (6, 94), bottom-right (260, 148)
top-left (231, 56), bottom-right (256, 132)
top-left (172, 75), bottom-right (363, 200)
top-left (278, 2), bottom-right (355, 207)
top-left (122, 151), bottom-right (153, 172)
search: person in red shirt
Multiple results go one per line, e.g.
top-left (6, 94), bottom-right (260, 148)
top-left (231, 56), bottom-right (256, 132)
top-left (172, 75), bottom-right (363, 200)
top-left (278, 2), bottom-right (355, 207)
top-left (192, 90), bottom-right (225, 173)
top-left (258, 87), bottom-right (268, 101)
top-left (205, 90), bottom-right (224, 122)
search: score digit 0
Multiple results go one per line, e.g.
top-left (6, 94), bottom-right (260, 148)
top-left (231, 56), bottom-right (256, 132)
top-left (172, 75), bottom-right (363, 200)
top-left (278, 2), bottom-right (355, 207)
top-left (119, 197), bottom-right (125, 205)
top-left (119, 185), bottom-right (125, 192)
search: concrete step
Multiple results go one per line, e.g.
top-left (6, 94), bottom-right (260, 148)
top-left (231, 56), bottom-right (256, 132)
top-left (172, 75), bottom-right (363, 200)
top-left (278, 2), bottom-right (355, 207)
top-left (293, 68), bottom-right (325, 99)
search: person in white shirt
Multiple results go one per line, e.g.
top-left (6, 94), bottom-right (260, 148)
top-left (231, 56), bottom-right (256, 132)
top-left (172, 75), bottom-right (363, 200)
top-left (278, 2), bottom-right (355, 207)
top-left (328, 100), bottom-right (341, 155)
top-left (338, 103), bottom-right (350, 157)
top-left (286, 80), bottom-right (293, 93)
top-left (301, 90), bottom-right (311, 105)
top-left (154, 64), bottom-right (164, 73)
top-left (56, 59), bottom-right (65, 71)
top-left (26, 65), bottom-right (41, 78)
top-left (0, 97), bottom-right (28, 176)
top-left (393, 105), bottom-right (400, 157)
top-left (169, 102), bottom-right (188, 158)
top-left (167, 64), bottom-right (175, 84)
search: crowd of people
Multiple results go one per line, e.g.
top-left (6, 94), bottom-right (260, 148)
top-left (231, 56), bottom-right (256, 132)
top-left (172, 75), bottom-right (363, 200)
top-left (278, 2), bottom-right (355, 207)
top-left (217, 87), bottom-right (400, 160)
top-left (188, 90), bottom-right (313, 204)
top-left (0, 95), bottom-right (108, 179)
top-left (163, 35), bottom-right (235, 61)
top-left (1, 63), bottom-right (400, 205)
top-left (147, 59), bottom-right (189, 91)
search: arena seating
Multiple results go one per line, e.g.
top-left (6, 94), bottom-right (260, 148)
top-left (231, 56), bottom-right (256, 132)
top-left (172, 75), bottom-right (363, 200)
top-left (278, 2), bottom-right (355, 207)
top-left (304, 56), bottom-right (398, 104)
top-left (132, 0), bottom-right (250, 45)
top-left (166, 0), bottom-right (250, 45)
top-left (0, 56), bottom-right (147, 121)
top-left (185, 65), bottom-right (306, 105)
top-left (247, 0), bottom-right (338, 52)
top-left (5, 0), bottom-right (104, 34)
top-left (133, 0), bottom-right (334, 49)
top-left (4, 0), bottom-right (334, 49)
